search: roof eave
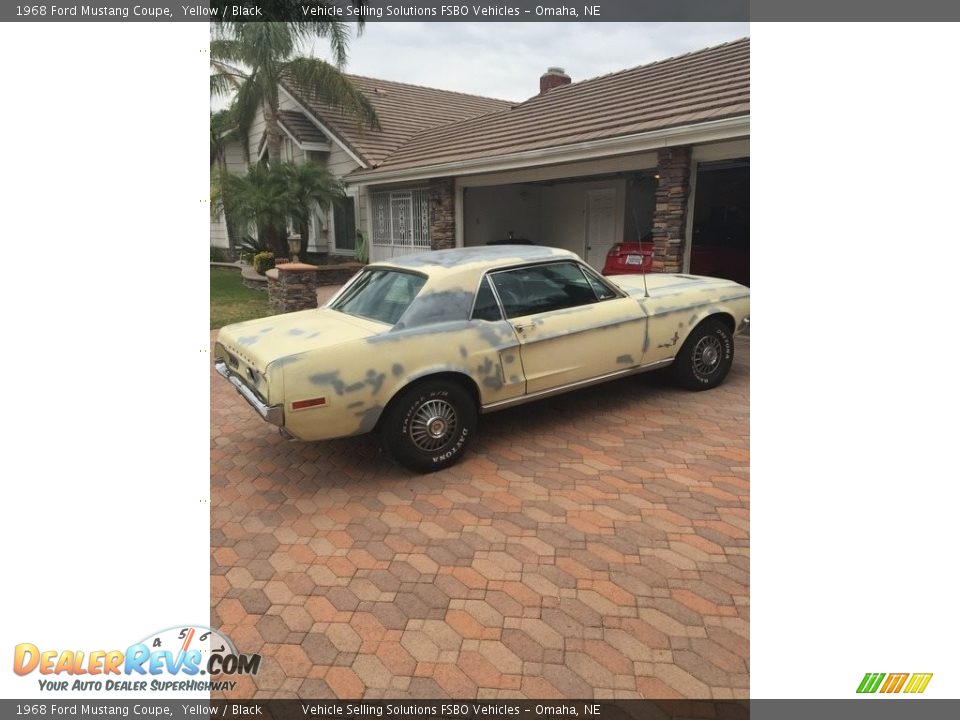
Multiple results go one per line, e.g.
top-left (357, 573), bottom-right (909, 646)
top-left (347, 115), bottom-right (749, 186)
top-left (278, 82), bottom-right (370, 169)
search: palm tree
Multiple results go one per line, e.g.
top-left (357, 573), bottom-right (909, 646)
top-left (210, 21), bottom-right (379, 166)
top-left (210, 109), bottom-right (241, 249)
top-left (281, 161), bottom-right (344, 253)
top-left (212, 161), bottom-right (344, 258)
top-left (213, 162), bottom-right (292, 255)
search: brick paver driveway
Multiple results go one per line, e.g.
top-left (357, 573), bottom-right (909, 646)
top-left (211, 333), bottom-right (749, 700)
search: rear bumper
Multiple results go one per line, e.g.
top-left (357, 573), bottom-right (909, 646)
top-left (214, 360), bottom-right (284, 427)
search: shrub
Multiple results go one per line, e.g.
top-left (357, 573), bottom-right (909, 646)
top-left (237, 234), bottom-right (270, 264)
top-left (252, 251), bottom-right (275, 275)
top-left (210, 247), bottom-right (228, 263)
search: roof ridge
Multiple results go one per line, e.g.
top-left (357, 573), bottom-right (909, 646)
top-left (521, 36), bottom-right (750, 102)
top-left (344, 73), bottom-right (513, 106)
top-left (354, 37), bottom-right (749, 176)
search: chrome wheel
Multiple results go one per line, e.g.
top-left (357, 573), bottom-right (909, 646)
top-left (409, 399), bottom-right (458, 452)
top-left (693, 335), bottom-right (723, 377)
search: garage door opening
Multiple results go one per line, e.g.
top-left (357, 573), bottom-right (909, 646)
top-left (462, 172), bottom-right (656, 271)
top-left (690, 159), bottom-right (750, 286)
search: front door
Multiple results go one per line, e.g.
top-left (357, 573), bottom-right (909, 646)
top-left (489, 261), bottom-right (645, 394)
top-left (585, 188), bottom-right (617, 270)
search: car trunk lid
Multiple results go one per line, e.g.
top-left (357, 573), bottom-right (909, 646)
top-left (216, 308), bottom-right (386, 373)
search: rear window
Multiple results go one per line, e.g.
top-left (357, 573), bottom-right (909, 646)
top-left (330, 269), bottom-right (426, 326)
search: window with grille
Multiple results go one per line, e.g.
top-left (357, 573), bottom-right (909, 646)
top-left (370, 188), bottom-right (430, 249)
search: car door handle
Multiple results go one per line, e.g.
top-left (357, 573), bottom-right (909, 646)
top-left (513, 322), bottom-right (535, 334)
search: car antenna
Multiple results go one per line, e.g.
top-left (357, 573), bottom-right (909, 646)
top-left (641, 245), bottom-right (651, 298)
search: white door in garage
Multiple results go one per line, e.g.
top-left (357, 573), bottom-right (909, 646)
top-left (585, 188), bottom-right (616, 270)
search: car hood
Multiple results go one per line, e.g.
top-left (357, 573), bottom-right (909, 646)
top-left (611, 273), bottom-right (745, 297)
top-left (216, 308), bottom-right (387, 372)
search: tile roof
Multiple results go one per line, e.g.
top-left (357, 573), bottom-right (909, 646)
top-left (281, 74), bottom-right (513, 167)
top-left (277, 110), bottom-right (328, 146)
top-left (358, 37), bottom-right (749, 175)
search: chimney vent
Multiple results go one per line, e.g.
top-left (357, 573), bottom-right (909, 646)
top-left (539, 67), bottom-right (571, 95)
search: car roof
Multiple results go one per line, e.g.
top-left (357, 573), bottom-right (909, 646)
top-left (374, 245), bottom-right (580, 276)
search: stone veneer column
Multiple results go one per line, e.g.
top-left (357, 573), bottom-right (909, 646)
top-left (429, 177), bottom-right (455, 250)
top-left (276, 263), bottom-right (319, 313)
top-left (652, 146), bottom-right (692, 273)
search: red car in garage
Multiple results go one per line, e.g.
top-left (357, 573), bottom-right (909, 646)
top-left (602, 241), bottom-right (654, 275)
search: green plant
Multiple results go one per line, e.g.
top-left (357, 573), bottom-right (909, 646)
top-left (354, 230), bottom-right (368, 264)
top-left (210, 22), bottom-right (379, 168)
top-left (213, 164), bottom-right (290, 255)
top-left (280, 161), bottom-right (344, 256)
top-left (210, 247), bottom-right (229, 263)
top-left (213, 162), bottom-right (344, 261)
top-left (210, 109), bottom-right (243, 248)
top-left (234, 234), bottom-right (270, 263)
top-left (252, 251), bottom-right (275, 275)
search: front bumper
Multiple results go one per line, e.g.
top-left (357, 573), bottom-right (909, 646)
top-left (214, 359), bottom-right (284, 427)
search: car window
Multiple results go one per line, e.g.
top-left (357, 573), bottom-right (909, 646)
top-left (330, 269), bottom-right (426, 326)
top-left (491, 262), bottom-right (605, 319)
top-left (582, 266), bottom-right (618, 300)
top-left (471, 276), bottom-right (503, 321)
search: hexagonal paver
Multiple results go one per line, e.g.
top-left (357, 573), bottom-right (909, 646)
top-left (301, 632), bottom-right (338, 666)
top-left (210, 331), bottom-right (750, 698)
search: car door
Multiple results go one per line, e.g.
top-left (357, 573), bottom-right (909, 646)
top-left (489, 261), bottom-right (646, 395)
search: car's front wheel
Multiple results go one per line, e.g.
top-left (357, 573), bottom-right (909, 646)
top-left (380, 379), bottom-right (478, 473)
top-left (672, 318), bottom-right (735, 390)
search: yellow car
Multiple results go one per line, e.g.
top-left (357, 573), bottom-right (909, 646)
top-left (215, 246), bottom-right (749, 472)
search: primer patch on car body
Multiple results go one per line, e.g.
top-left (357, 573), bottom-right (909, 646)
top-left (658, 332), bottom-right (680, 349)
top-left (365, 370), bottom-right (386, 394)
top-left (354, 405), bottom-right (383, 434)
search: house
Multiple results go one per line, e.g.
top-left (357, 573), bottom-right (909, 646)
top-left (211, 37), bottom-right (749, 285)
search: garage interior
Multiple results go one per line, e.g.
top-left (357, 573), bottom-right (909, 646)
top-left (462, 171), bottom-right (657, 272)
top-left (690, 158), bottom-right (750, 286)
top-left (461, 158), bottom-right (750, 287)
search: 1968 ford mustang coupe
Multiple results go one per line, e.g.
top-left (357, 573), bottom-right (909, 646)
top-left (215, 246), bottom-right (749, 472)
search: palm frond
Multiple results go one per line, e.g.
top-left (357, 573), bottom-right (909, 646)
top-left (283, 57), bottom-right (380, 131)
top-left (238, 23), bottom-right (297, 68)
top-left (293, 18), bottom-right (351, 67)
top-left (210, 109), bottom-right (240, 165)
top-left (230, 79), bottom-right (262, 160)
top-left (210, 73), bottom-right (236, 99)
top-left (210, 39), bottom-right (246, 64)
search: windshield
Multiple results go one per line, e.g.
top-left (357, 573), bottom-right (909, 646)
top-left (330, 268), bottom-right (427, 326)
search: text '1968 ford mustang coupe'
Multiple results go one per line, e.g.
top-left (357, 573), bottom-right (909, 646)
top-left (215, 246), bottom-right (749, 472)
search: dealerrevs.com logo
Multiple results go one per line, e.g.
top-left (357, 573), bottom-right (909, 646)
top-left (857, 672), bottom-right (933, 694)
top-left (13, 625), bottom-right (260, 693)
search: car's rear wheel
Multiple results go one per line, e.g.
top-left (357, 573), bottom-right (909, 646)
top-left (672, 318), bottom-right (734, 390)
top-left (380, 379), bottom-right (478, 473)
